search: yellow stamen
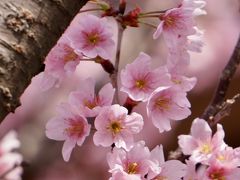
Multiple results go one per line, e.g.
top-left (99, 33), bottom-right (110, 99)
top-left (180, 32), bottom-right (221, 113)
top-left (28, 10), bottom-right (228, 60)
top-left (200, 144), bottom-right (212, 154)
top-left (108, 121), bottom-right (122, 135)
top-left (155, 97), bottom-right (170, 110)
top-left (127, 162), bottom-right (138, 174)
top-left (135, 80), bottom-right (145, 89)
top-left (88, 33), bottom-right (100, 45)
top-left (164, 16), bottom-right (176, 28)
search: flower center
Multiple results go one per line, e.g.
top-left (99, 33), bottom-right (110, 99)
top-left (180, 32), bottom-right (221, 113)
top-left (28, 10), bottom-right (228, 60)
top-left (84, 99), bottom-right (97, 109)
top-left (217, 154), bottom-right (226, 162)
top-left (135, 79), bottom-right (146, 89)
top-left (127, 162), bottom-right (138, 174)
top-left (108, 121), bottom-right (122, 135)
top-left (65, 119), bottom-right (84, 137)
top-left (63, 45), bottom-right (78, 63)
top-left (172, 78), bottom-right (182, 84)
top-left (163, 15), bottom-right (176, 29)
top-left (87, 33), bottom-right (100, 45)
top-left (200, 144), bottom-right (212, 154)
top-left (155, 97), bottom-right (170, 110)
top-left (208, 168), bottom-right (226, 180)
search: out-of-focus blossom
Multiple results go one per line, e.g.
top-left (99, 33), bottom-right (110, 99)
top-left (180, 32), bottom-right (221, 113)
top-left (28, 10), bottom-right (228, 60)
top-left (68, 78), bottom-right (115, 117)
top-left (148, 145), bottom-right (186, 180)
top-left (181, 0), bottom-right (207, 16)
top-left (120, 52), bottom-right (171, 102)
top-left (107, 141), bottom-right (151, 180)
top-left (0, 131), bottom-right (22, 180)
top-left (147, 86), bottom-right (191, 133)
top-left (46, 103), bottom-right (91, 162)
top-left (93, 104), bottom-right (143, 150)
top-left (178, 118), bottom-right (227, 164)
top-left (67, 14), bottom-right (115, 60)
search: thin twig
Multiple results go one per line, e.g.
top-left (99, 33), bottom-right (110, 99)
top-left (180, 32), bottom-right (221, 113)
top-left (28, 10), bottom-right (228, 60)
top-left (209, 93), bottom-right (240, 127)
top-left (201, 35), bottom-right (240, 124)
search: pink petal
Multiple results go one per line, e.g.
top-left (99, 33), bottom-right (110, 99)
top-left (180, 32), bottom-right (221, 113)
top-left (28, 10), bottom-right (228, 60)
top-left (62, 138), bottom-right (76, 162)
top-left (178, 135), bottom-right (198, 155)
top-left (93, 131), bottom-right (113, 147)
top-left (190, 118), bottom-right (212, 141)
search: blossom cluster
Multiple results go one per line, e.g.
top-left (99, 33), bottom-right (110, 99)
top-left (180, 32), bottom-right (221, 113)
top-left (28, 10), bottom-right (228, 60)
top-left (0, 131), bottom-right (22, 180)
top-left (40, 0), bottom-right (240, 179)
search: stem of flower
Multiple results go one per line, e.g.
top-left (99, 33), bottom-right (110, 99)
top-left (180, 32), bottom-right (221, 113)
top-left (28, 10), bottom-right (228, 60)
top-left (138, 21), bottom-right (157, 29)
top-left (110, 24), bottom-right (125, 104)
top-left (140, 10), bottom-right (168, 15)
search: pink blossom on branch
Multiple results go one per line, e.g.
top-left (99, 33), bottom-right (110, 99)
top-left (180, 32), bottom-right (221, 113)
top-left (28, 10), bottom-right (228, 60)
top-left (41, 36), bottom-right (83, 91)
top-left (153, 6), bottom-right (195, 41)
top-left (93, 104), bottom-right (143, 150)
top-left (178, 118), bottom-right (227, 164)
top-left (148, 145), bottom-right (186, 180)
top-left (68, 78), bottom-right (115, 117)
top-left (120, 52), bottom-right (171, 102)
top-left (67, 14), bottom-right (115, 60)
top-left (107, 141), bottom-right (151, 180)
top-left (147, 86), bottom-right (191, 133)
top-left (45, 103), bottom-right (91, 162)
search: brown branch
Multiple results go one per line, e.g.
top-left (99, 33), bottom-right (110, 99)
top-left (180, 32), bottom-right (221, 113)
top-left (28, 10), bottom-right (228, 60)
top-left (0, 0), bottom-right (89, 123)
top-left (201, 35), bottom-right (240, 124)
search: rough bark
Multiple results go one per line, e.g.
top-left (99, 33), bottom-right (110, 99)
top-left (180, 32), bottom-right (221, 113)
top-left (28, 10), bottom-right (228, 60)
top-left (0, 0), bottom-right (88, 122)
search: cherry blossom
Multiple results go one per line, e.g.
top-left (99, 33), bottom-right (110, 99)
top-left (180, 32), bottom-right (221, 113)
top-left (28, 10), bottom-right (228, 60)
top-left (120, 52), bottom-right (171, 102)
top-left (153, 6), bottom-right (195, 40)
top-left (93, 104), bottom-right (143, 150)
top-left (68, 78), bottom-right (115, 117)
top-left (0, 131), bottom-right (22, 180)
top-left (66, 14), bottom-right (115, 60)
top-left (147, 86), bottom-right (191, 133)
top-left (148, 145), bottom-right (186, 180)
top-left (41, 36), bottom-right (83, 91)
top-left (46, 103), bottom-right (91, 161)
top-left (178, 118), bottom-right (227, 164)
top-left (107, 141), bottom-right (151, 180)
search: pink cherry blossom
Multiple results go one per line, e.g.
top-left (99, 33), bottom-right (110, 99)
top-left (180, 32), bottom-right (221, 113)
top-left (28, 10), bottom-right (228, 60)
top-left (68, 78), bottom-right (115, 117)
top-left (153, 7), bottom-right (195, 40)
top-left (0, 131), bottom-right (22, 180)
top-left (147, 86), bottom-right (191, 133)
top-left (120, 52), bottom-right (171, 102)
top-left (209, 147), bottom-right (240, 170)
top-left (93, 104), bottom-right (143, 150)
top-left (41, 36), bottom-right (83, 91)
top-left (46, 103), bottom-right (91, 162)
top-left (148, 145), bottom-right (186, 180)
top-left (205, 163), bottom-right (240, 180)
top-left (178, 118), bottom-right (227, 164)
top-left (107, 141), bottom-right (151, 180)
top-left (66, 14), bottom-right (115, 60)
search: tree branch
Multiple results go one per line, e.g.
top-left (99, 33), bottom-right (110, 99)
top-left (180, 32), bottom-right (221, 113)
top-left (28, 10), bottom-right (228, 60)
top-left (0, 0), bottom-right (89, 123)
top-left (201, 35), bottom-right (240, 124)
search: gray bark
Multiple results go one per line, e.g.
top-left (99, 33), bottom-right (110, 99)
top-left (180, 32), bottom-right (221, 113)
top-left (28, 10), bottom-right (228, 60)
top-left (0, 0), bottom-right (88, 122)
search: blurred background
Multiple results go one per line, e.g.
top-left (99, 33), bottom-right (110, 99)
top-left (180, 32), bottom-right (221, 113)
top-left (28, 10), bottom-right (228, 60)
top-left (0, 0), bottom-right (240, 179)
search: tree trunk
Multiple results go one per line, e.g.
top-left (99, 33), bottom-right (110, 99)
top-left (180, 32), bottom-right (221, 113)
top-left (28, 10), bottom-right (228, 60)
top-left (0, 0), bottom-right (88, 122)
